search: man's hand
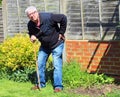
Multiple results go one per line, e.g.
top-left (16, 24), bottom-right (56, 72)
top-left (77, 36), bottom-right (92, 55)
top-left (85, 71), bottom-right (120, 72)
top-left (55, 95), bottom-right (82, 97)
top-left (58, 34), bottom-right (65, 41)
top-left (30, 35), bottom-right (37, 43)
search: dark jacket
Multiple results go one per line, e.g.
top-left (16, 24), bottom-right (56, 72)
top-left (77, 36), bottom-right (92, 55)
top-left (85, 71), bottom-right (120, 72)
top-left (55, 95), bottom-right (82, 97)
top-left (28, 12), bottom-right (67, 50)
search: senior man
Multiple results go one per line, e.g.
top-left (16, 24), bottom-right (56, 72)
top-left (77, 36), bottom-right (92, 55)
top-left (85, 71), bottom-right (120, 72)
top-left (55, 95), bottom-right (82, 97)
top-left (25, 6), bottom-right (67, 92)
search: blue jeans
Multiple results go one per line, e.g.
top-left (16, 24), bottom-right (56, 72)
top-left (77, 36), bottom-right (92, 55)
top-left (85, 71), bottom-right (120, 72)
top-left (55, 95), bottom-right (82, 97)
top-left (37, 43), bottom-right (64, 89)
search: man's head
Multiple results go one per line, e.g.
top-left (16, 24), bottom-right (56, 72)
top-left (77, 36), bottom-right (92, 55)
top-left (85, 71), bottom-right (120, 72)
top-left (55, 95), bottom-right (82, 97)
top-left (25, 6), bottom-right (39, 22)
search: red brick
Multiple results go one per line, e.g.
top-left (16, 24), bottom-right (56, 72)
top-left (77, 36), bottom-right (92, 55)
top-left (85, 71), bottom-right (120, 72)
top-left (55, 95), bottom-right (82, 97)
top-left (66, 40), bottom-right (120, 76)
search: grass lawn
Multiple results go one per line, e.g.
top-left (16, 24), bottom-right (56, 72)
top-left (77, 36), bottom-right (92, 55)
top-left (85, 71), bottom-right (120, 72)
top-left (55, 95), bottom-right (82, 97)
top-left (0, 79), bottom-right (89, 97)
top-left (1, 79), bottom-right (120, 97)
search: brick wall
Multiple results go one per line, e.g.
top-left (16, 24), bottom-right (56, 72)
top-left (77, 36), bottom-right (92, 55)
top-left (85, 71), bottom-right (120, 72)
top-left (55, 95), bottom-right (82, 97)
top-left (66, 40), bottom-right (120, 80)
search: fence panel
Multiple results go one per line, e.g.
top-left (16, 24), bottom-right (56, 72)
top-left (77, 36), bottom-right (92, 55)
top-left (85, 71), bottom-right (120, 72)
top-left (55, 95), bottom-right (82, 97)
top-left (2, 0), bottom-right (120, 41)
top-left (2, 0), bottom-right (60, 38)
top-left (66, 0), bottom-right (119, 40)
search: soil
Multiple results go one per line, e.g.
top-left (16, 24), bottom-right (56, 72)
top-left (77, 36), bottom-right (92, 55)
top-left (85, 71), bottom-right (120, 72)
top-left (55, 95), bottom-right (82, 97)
top-left (69, 84), bottom-right (120, 97)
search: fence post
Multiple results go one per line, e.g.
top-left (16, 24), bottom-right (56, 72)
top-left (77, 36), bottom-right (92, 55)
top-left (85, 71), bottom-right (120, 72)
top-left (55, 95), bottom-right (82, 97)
top-left (99, 0), bottom-right (103, 38)
top-left (2, 0), bottom-right (7, 39)
top-left (60, 0), bottom-right (66, 14)
top-left (119, 0), bottom-right (120, 23)
top-left (80, 0), bottom-right (85, 40)
top-left (59, 0), bottom-right (67, 62)
top-left (29, 0), bottom-right (31, 5)
top-left (44, 0), bottom-right (47, 11)
top-left (17, 0), bottom-right (21, 33)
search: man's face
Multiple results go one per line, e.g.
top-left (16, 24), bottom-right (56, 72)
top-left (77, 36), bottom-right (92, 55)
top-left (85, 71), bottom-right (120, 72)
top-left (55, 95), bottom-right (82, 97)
top-left (27, 10), bottom-right (39, 22)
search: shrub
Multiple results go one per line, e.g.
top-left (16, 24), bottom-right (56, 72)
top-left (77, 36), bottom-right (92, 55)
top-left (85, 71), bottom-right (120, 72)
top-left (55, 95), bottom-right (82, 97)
top-left (0, 33), bottom-right (54, 82)
top-left (8, 67), bottom-right (36, 82)
top-left (63, 61), bottom-right (114, 88)
top-left (0, 34), bottom-right (40, 81)
top-left (63, 61), bottom-right (83, 88)
top-left (0, 34), bottom-right (39, 71)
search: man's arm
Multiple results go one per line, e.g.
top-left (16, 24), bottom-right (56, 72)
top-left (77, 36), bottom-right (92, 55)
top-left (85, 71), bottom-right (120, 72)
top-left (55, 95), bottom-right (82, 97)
top-left (51, 14), bottom-right (67, 35)
top-left (28, 22), bottom-right (42, 43)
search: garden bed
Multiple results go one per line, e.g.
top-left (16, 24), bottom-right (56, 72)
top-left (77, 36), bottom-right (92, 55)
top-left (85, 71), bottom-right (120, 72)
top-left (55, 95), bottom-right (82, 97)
top-left (69, 84), bottom-right (120, 97)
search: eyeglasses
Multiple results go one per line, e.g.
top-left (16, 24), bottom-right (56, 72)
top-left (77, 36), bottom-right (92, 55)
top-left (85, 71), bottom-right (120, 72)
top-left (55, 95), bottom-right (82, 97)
top-left (28, 11), bottom-right (37, 16)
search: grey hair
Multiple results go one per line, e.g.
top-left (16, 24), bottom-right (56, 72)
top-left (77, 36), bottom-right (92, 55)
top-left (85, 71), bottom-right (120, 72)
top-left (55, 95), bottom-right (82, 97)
top-left (25, 6), bottom-right (37, 15)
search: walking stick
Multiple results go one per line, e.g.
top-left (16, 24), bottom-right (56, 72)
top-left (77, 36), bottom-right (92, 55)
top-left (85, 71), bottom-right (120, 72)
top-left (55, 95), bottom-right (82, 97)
top-left (34, 43), bottom-right (41, 90)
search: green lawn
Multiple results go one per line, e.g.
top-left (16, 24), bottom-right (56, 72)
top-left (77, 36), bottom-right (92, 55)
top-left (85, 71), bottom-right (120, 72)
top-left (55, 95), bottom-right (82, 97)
top-left (0, 79), bottom-right (89, 97)
top-left (0, 79), bottom-right (120, 97)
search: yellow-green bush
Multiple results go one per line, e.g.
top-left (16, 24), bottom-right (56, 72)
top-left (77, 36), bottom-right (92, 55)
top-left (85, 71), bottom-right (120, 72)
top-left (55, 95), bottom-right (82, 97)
top-left (0, 34), bottom-right (40, 71)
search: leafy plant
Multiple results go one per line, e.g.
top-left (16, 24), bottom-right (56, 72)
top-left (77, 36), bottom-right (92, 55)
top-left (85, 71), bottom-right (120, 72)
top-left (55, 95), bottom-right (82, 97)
top-left (0, 33), bottom-right (54, 82)
top-left (63, 61), bottom-right (114, 88)
top-left (63, 61), bottom-right (83, 88)
top-left (8, 68), bottom-right (36, 82)
top-left (0, 34), bottom-right (39, 71)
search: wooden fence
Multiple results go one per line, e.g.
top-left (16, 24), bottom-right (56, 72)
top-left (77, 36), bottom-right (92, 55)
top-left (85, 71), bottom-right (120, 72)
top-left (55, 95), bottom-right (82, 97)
top-left (2, 0), bottom-right (60, 39)
top-left (66, 0), bottom-right (120, 40)
top-left (0, 0), bottom-right (120, 42)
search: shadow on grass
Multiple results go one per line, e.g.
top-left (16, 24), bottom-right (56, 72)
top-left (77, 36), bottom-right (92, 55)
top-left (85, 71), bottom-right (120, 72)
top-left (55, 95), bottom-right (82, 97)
top-left (28, 69), bottom-right (54, 86)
